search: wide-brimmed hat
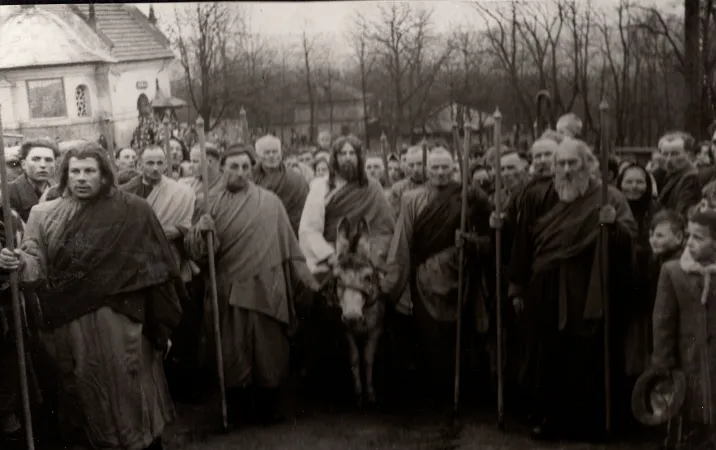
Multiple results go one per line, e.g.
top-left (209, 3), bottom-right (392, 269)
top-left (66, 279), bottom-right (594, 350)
top-left (632, 367), bottom-right (687, 426)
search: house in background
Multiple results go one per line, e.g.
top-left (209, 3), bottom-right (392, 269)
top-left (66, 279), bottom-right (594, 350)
top-left (0, 4), bottom-right (176, 148)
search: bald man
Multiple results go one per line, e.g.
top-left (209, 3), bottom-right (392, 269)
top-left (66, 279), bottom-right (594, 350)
top-left (388, 145), bottom-right (426, 217)
top-left (253, 135), bottom-right (309, 235)
top-left (382, 148), bottom-right (491, 403)
top-left (556, 113), bottom-right (583, 139)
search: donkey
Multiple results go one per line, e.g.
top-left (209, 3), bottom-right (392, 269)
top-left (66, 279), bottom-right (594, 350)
top-left (330, 216), bottom-right (386, 406)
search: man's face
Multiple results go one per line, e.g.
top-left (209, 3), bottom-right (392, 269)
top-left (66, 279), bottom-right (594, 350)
top-left (400, 154), bottom-right (409, 175)
top-left (660, 138), bottom-right (688, 173)
top-left (365, 158), bottom-right (384, 180)
top-left (315, 160), bottom-right (329, 178)
top-left (140, 148), bottom-right (166, 184)
top-left (388, 160), bottom-right (401, 182)
top-left (686, 222), bottom-right (716, 263)
top-left (117, 148), bottom-right (137, 171)
top-left (650, 222), bottom-right (682, 256)
top-left (258, 144), bottom-right (282, 169)
top-left (23, 147), bottom-right (56, 183)
top-left (451, 163), bottom-right (461, 183)
top-left (298, 151), bottom-right (314, 167)
top-left (697, 144), bottom-right (712, 167)
top-left (224, 153), bottom-right (253, 192)
top-left (169, 139), bottom-right (184, 165)
top-left (427, 155), bottom-right (453, 187)
top-left (407, 156), bottom-right (424, 182)
top-left (189, 147), bottom-right (218, 178)
top-left (554, 146), bottom-right (588, 203)
top-left (318, 132), bottom-right (331, 150)
top-left (68, 157), bottom-right (103, 199)
top-left (337, 142), bottom-right (359, 180)
top-left (531, 141), bottom-right (555, 177)
top-left (472, 169), bottom-right (490, 190)
top-left (500, 155), bottom-right (525, 190)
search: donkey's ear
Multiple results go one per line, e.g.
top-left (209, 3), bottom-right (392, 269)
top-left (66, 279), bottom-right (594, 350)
top-left (335, 217), bottom-right (351, 255)
top-left (355, 218), bottom-right (371, 256)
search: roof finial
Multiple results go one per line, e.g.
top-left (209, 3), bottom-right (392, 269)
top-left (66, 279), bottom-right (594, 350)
top-left (148, 4), bottom-right (157, 25)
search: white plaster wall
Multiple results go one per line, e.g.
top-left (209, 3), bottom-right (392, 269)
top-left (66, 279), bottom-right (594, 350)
top-left (1, 64), bottom-right (100, 128)
top-left (108, 59), bottom-right (172, 146)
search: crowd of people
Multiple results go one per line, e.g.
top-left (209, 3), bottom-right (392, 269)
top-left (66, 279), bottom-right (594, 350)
top-left (0, 111), bottom-right (714, 450)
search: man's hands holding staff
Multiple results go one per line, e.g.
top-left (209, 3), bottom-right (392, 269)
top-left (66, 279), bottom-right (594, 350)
top-left (0, 248), bottom-right (22, 272)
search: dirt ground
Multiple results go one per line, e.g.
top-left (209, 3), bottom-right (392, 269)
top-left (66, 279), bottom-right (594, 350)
top-left (164, 397), bottom-right (661, 450)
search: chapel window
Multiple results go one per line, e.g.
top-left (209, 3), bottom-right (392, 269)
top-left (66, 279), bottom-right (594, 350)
top-left (75, 84), bottom-right (91, 117)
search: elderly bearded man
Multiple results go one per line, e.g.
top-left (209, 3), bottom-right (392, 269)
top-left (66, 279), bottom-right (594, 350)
top-left (253, 136), bottom-right (309, 235)
top-left (8, 138), bottom-right (60, 222)
top-left (508, 138), bottom-right (636, 441)
top-left (388, 145), bottom-right (426, 218)
top-left (186, 144), bottom-right (315, 424)
top-left (657, 132), bottom-right (701, 217)
top-left (383, 148), bottom-right (491, 404)
top-left (0, 142), bottom-right (184, 450)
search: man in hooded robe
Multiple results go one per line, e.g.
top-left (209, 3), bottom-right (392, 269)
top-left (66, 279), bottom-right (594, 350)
top-left (388, 146), bottom-right (426, 218)
top-left (253, 136), bottom-right (309, 235)
top-left (508, 138), bottom-right (636, 441)
top-left (185, 145), bottom-right (316, 424)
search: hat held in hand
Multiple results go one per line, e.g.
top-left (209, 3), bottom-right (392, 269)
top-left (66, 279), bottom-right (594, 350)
top-left (631, 367), bottom-right (686, 426)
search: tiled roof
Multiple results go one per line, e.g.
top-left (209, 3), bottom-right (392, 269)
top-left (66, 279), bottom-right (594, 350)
top-left (74, 4), bottom-right (174, 62)
top-left (0, 5), bottom-right (116, 70)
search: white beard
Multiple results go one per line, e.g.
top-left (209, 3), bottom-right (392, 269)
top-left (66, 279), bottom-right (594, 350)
top-left (554, 172), bottom-right (589, 203)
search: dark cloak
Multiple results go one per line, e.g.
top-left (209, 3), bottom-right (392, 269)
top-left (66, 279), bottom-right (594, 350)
top-left (323, 178), bottom-right (394, 243)
top-left (253, 165), bottom-right (309, 234)
top-left (37, 189), bottom-right (185, 348)
top-left (510, 179), bottom-right (635, 430)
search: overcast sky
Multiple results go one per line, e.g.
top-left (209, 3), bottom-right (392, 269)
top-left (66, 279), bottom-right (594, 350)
top-left (135, 0), bottom-right (680, 58)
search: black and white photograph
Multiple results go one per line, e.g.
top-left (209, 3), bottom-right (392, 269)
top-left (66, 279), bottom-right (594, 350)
top-left (0, 1), bottom-right (713, 449)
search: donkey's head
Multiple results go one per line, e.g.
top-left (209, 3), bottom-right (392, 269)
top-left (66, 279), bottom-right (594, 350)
top-left (333, 217), bottom-right (382, 324)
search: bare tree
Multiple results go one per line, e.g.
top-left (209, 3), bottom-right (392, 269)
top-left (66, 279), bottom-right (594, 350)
top-left (349, 15), bottom-right (377, 146)
top-left (170, 3), bottom-right (246, 132)
top-left (301, 28), bottom-right (317, 142)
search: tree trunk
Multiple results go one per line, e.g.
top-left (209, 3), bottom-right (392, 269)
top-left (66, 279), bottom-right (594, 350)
top-left (685, 0), bottom-right (701, 138)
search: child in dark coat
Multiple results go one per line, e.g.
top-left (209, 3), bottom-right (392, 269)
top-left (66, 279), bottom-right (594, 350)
top-left (652, 207), bottom-right (716, 448)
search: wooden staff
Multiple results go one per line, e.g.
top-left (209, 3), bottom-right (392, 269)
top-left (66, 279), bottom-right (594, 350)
top-left (493, 108), bottom-right (505, 429)
top-left (421, 139), bottom-right (428, 181)
top-left (379, 132), bottom-right (391, 188)
top-left (599, 99), bottom-right (612, 435)
top-left (163, 114), bottom-right (171, 177)
top-left (0, 106), bottom-right (35, 450)
top-left (451, 122), bottom-right (463, 175)
top-left (453, 123), bottom-right (471, 413)
top-left (196, 117), bottom-right (228, 430)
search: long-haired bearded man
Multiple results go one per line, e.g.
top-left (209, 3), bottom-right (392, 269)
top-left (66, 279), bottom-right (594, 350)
top-left (508, 138), bottom-right (637, 442)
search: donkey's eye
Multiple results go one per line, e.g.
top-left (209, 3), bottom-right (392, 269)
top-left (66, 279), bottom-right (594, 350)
top-left (363, 274), bottom-right (372, 284)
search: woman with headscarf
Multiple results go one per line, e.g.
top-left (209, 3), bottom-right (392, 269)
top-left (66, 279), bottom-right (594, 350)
top-left (616, 162), bottom-right (660, 418)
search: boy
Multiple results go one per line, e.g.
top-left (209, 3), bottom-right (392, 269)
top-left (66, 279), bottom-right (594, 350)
top-left (652, 208), bottom-right (716, 449)
top-left (649, 210), bottom-right (685, 268)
